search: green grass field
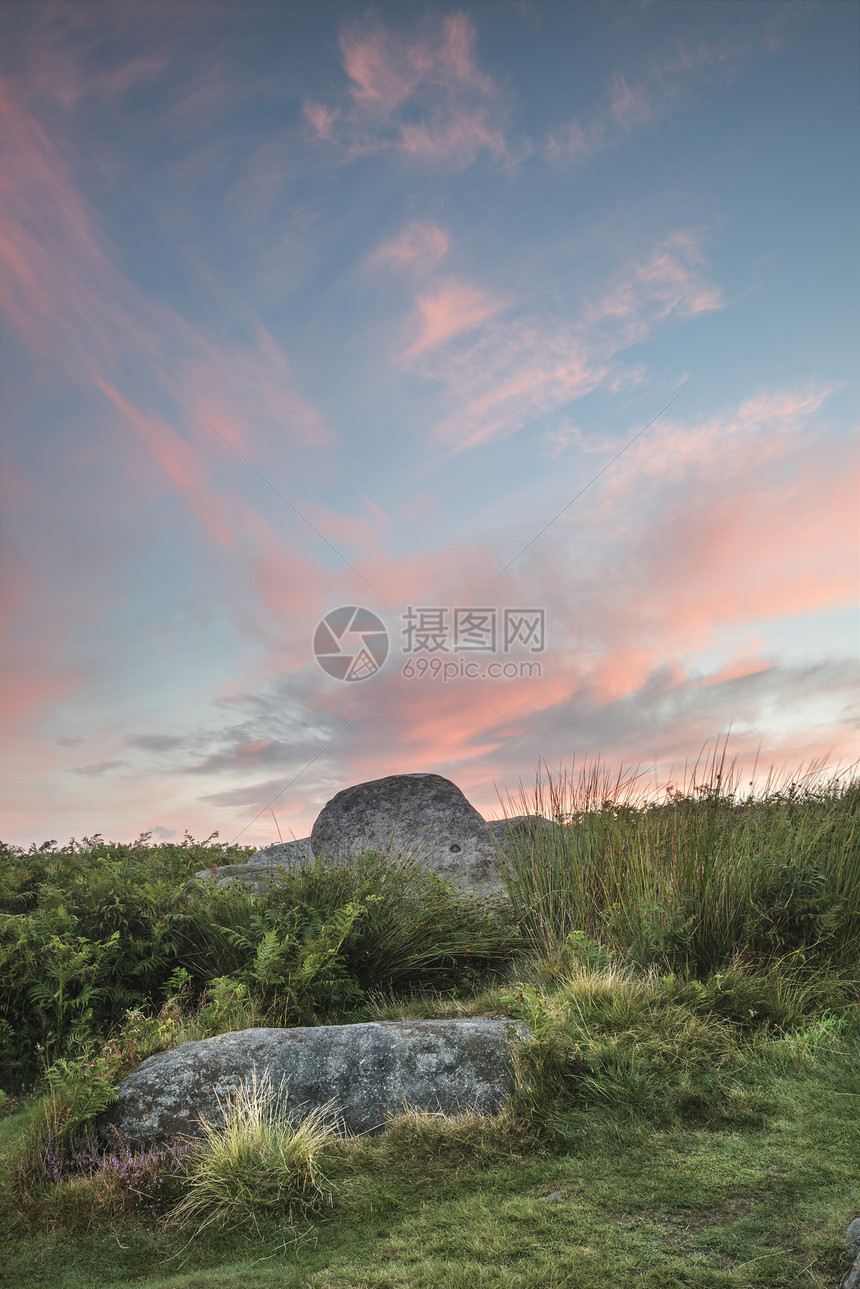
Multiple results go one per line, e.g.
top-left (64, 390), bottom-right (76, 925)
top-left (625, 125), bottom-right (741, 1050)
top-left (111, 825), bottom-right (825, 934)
top-left (1, 756), bottom-right (858, 1287)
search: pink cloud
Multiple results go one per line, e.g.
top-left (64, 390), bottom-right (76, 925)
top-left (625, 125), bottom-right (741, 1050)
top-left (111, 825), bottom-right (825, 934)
top-left (317, 654), bottom-right (573, 788)
top-left (339, 12), bottom-right (497, 114)
top-left (306, 11), bottom-right (513, 171)
top-left (0, 463), bottom-right (113, 749)
top-left (404, 280), bottom-right (508, 357)
top-left (303, 100), bottom-right (340, 140)
top-left (285, 386), bottom-right (851, 797)
top-left (367, 221), bottom-right (450, 273)
top-left (399, 106), bottom-right (508, 166)
top-left (547, 34), bottom-right (751, 167)
top-left (7, 4), bottom-right (171, 113)
top-left (0, 75), bottom-right (331, 485)
top-left (89, 375), bottom-right (236, 550)
top-left (544, 116), bottom-right (607, 166)
top-left (302, 498), bottom-right (390, 559)
top-left (584, 230), bottom-right (724, 340)
top-left (0, 82), bottom-right (163, 380)
top-left (0, 588), bottom-right (88, 740)
top-left (597, 385), bottom-right (838, 495)
top-left (437, 13), bottom-right (498, 95)
top-left (339, 26), bottom-right (421, 115)
top-left (611, 39), bottom-right (749, 131)
top-left (294, 452), bottom-right (857, 797)
top-left (396, 230), bottom-right (721, 454)
top-left (525, 397), bottom-right (858, 700)
top-left (609, 73), bottom-right (654, 130)
top-left (174, 317), bottom-right (331, 452)
top-left (217, 408), bottom-right (845, 813)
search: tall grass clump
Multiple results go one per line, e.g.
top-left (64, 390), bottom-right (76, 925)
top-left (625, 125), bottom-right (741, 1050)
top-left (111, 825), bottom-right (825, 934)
top-left (169, 1070), bottom-right (340, 1235)
top-left (497, 747), bottom-right (860, 975)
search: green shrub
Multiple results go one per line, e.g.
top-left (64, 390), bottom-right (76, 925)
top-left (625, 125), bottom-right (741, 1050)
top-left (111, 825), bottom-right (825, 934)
top-left (0, 839), bottom-right (518, 1091)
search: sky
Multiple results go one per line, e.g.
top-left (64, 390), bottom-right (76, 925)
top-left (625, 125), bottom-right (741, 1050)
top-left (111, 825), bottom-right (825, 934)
top-left (0, 0), bottom-right (858, 852)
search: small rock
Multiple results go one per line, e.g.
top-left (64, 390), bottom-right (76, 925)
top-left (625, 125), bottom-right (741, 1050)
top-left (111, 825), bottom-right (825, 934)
top-left (194, 838), bottom-right (313, 887)
top-left (485, 816), bottom-right (567, 853)
top-left (244, 838), bottom-right (314, 868)
top-left (846, 1217), bottom-right (860, 1255)
top-left (844, 1217), bottom-right (860, 1289)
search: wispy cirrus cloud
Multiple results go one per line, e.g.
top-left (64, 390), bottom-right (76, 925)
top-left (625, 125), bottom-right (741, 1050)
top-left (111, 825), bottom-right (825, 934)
top-left (302, 100), bottom-right (340, 141)
top-left (303, 11), bottom-right (518, 170)
top-left (546, 33), bottom-right (757, 166)
top-left (0, 71), bottom-right (351, 749)
top-left (598, 385), bottom-right (842, 493)
top-left (339, 12), bottom-right (497, 113)
top-left (404, 280), bottom-right (509, 357)
top-left (544, 116), bottom-right (607, 166)
top-left (399, 107), bottom-right (509, 165)
top-left (611, 36), bottom-right (747, 129)
top-left (2, 0), bottom-right (171, 112)
top-left (400, 229), bottom-right (723, 453)
top-left (366, 221), bottom-right (450, 274)
top-left (584, 229), bottom-right (723, 339)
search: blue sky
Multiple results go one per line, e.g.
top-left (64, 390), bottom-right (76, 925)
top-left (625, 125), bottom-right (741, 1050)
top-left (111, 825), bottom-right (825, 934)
top-left (1, 0), bottom-right (857, 849)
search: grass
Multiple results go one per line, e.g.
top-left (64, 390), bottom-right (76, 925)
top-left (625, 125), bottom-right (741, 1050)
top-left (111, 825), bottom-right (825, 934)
top-left (0, 754), bottom-right (858, 1286)
top-left (167, 1070), bottom-right (341, 1237)
top-left (1, 1033), bottom-right (857, 1287)
top-left (496, 747), bottom-right (859, 973)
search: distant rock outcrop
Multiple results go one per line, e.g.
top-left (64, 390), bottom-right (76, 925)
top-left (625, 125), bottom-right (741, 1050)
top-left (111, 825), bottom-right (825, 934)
top-left (194, 773), bottom-right (565, 896)
top-left (484, 815), bottom-right (567, 851)
top-left (194, 838), bottom-right (313, 888)
top-left (311, 773), bottom-right (503, 894)
top-left (98, 1019), bottom-right (530, 1145)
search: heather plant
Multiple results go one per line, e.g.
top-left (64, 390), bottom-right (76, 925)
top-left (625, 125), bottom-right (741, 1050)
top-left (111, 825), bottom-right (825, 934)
top-left (30, 1133), bottom-right (196, 1216)
top-left (95, 1139), bottom-right (199, 1217)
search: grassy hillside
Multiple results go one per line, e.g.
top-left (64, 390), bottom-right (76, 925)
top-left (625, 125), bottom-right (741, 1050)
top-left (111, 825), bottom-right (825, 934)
top-left (1, 760), bottom-right (857, 1287)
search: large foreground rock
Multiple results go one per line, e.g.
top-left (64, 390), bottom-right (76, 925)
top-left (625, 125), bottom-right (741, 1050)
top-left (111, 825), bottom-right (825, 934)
top-left (311, 773), bottom-right (504, 893)
top-left (99, 1019), bottom-right (529, 1145)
